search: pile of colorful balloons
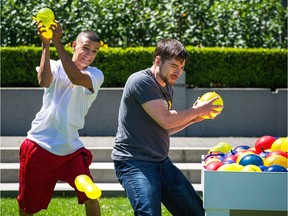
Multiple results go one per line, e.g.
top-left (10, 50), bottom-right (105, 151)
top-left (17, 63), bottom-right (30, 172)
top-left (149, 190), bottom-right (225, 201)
top-left (203, 136), bottom-right (288, 172)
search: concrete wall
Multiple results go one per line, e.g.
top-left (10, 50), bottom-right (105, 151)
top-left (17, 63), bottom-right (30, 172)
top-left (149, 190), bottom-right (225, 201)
top-left (1, 87), bottom-right (287, 137)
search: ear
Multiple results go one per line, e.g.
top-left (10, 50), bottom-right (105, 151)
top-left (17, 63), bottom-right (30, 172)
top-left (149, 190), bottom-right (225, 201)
top-left (72, 41), bottom-right (77, 50)
top-left (155, 56), bottom-right (161, 66)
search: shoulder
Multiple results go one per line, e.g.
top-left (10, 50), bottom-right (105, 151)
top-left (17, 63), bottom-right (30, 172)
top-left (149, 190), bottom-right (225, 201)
top-left (125, 69), bottom-right (159, 94)
top-left (85, 66), bottom-right (104, 83)
top-left (127, 69), bottom-right (154, 86)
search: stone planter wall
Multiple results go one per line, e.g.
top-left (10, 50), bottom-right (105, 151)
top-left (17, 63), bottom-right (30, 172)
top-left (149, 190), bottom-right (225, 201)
top-left (1, 86), bottom-right (286, 137)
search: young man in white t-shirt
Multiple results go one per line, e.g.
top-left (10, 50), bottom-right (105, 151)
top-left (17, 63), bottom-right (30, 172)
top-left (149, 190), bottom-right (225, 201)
top-left (18, 20), bottom-right (104, 216)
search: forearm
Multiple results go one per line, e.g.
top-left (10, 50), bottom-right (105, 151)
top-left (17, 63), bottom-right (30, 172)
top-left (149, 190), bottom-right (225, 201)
top-left (169, 119), bottom-right (195, 135)
top-left (143, 100), bottom-right (205, 131)
top-left (162, 107), bottom-right (201, 130)
top-left (53, 40), bottom-right (81, 83)
top-left (169, 116), bottom-right (204, 135)
top-left (38, 44), bottom-right (53, 87)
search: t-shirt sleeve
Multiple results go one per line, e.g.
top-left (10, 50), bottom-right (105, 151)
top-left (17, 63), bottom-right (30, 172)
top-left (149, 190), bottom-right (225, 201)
top-left (128, 73), bottom-right (162, 105)
top-left (35, 60), bottom-right (58, 79)
top-left (85, 67), bottom-right (104, 95)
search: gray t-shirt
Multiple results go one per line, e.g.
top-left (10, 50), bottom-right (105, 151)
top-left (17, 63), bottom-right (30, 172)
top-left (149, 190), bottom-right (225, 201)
top-left (111, 69), bottom-right (174, 162)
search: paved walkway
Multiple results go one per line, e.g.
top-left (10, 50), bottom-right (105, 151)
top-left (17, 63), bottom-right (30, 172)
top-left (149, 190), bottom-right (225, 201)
top-left (1, 136), bottom-right (258, 148)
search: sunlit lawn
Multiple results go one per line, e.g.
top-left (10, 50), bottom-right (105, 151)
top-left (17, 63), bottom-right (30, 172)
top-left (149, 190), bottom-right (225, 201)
top-left (1, 196), bottom-right (172, 216)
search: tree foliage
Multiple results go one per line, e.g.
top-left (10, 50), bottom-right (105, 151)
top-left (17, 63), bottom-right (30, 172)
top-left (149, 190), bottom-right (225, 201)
top-left (1, 0), bottom-right (287, 48)
top-left (1, 0), bottom-right (98, 46)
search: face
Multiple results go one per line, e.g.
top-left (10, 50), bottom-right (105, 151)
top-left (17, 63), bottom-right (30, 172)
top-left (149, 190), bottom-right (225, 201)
top-left (72, 36), bottom-right (100, 70)
top-left (156, 56), bottom-right (185, 86)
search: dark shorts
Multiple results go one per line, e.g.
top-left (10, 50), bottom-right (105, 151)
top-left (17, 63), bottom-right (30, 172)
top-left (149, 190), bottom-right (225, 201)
top-left (17, 138), bottom-right (93, 214)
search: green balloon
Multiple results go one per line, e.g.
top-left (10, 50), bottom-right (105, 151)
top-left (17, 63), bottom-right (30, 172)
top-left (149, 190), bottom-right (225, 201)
top-left (36, 8), bottom-right (55, 26)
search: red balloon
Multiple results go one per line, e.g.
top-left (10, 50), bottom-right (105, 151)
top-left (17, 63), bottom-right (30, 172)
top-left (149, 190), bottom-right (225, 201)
top-left (255, 136), bottom-right (276, 153)
top-left (205, 161), bottom-right (224, 170)
top-left (266, 150), bottom-right (288, 159)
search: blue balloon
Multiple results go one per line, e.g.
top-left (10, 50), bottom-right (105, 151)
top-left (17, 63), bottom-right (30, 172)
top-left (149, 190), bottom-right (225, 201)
top-left (239, 154), bottom-right (264, 166)
top-left (265, 165), bottom-right (287, 172)
top-left (258, 165), bottom-right (268, 171)
top-left (234, 145), bottom-right (250, 151)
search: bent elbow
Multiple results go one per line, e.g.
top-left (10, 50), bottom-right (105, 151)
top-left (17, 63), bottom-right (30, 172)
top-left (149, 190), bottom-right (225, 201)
top-left (69, 77), bottom-right (77, 85)
top-left (68, 74), bottom-right (81, 86)
top-left (38, 80), bottom-right (50, 88)
top-left (158, 120), bottom-right (174, 130)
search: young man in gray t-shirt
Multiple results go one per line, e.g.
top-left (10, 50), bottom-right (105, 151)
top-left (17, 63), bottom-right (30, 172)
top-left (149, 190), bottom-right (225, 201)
top-left (112, 39), bottom-right (222, 216)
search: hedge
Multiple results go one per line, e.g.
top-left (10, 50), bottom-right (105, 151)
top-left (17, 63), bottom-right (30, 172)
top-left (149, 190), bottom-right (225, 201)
top-left (1, 46), bottom-right (287, 89)
top-left (2, 0), bottom-right (287, 48)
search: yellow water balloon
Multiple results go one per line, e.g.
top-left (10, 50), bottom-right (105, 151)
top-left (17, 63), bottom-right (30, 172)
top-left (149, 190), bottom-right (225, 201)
top-left (199, 91), bottom-right (224, 119)
top-left (32, 8), bottom-right (55, 39)
top-left (217, 163), bottom-right (243, 172)
top-left (264, 155), bottom-right (288, 168)
top-left (280, 137), bottom-right (288, 152)
top-left (86, 184), bottom-right (102, 199)
top-left (74, 175), bottom-right (102, 199)
top-left (241, 165), bottom-right (262, 172)
top-left (271, 138), bottom-right (285, 151)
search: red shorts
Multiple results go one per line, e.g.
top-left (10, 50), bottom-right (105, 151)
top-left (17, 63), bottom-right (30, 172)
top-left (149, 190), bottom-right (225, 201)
top-left (17, 138), bottom-right (93, 214)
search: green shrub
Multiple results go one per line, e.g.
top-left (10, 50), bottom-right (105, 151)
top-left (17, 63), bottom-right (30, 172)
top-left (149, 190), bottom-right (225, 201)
top-left (1, 0), bottom-right (287, 48)
top-left (185, 47), bottom-right (287, 89)
top-left (0, 46), bottom-right (287, 89)
top-left (0, 47), bottom-right (59, 87)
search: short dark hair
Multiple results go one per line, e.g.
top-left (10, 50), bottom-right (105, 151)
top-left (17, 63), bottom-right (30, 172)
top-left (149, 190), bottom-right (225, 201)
top-left (78, 30), bottom-right (101, 43)
top-left (153, 39), bottom-right (189, 63)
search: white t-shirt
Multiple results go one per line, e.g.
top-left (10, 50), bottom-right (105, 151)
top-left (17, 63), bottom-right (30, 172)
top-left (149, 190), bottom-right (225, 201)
top-left (27, 60), bottom-right (104, 156)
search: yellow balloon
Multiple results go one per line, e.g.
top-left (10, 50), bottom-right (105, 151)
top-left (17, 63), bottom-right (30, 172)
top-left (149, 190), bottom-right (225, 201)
top-left (280, 137), bottom-right (288, 152)
top-left (271, 137), bottom-right (285, 151)
top-left (217, 163), bottom-right (243, 172)
top-left (32, 8), bottom-right (55, 39)
top-left (208, 142), bottom-right (232, 154)
top-left (241, 165), bottom-right (262, 172)
top-left (85, 184), bottom-right (102, 200)
top-left (199, 91), bottom-right (224, 119)
top-left (74, 175), bottom-right (102, 199)
top-left (264, 155), bottom-right (288, 168)
top-left (41, 27), bottom-right (53, 39)
top-left (75, 174), bottom-right (92, 192)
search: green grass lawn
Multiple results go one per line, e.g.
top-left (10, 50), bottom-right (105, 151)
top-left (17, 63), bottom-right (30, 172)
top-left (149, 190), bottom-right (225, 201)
top-left (1, 196), bottom-right (172, 215)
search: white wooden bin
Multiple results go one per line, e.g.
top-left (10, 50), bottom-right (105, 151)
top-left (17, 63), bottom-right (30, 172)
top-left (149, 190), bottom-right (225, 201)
top-left (202, 170), bottom-right (288, 216)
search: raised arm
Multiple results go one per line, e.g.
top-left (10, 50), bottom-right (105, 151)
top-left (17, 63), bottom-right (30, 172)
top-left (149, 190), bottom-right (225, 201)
top-left (36, 21), bottom-right (53, 87)
top-left (50, 21), bottom-right (96, 91)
